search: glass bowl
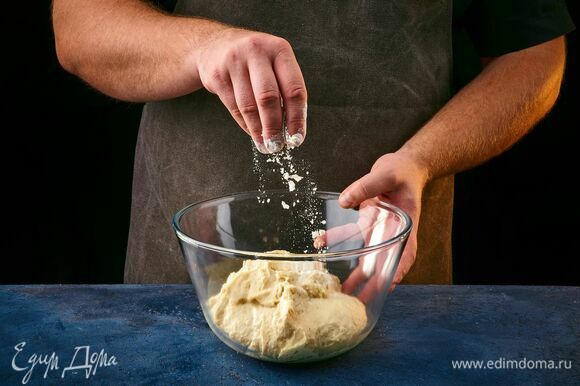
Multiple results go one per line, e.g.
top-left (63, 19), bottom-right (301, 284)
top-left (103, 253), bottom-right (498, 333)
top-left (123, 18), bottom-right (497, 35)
top-left (173, 190), bottom-right (411, 363)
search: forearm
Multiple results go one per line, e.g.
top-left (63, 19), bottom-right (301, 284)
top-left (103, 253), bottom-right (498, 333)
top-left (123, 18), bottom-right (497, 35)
top-left (399, 37), bottom-right (566, 182)
top-left (52, 0), bottom-right (227, 101)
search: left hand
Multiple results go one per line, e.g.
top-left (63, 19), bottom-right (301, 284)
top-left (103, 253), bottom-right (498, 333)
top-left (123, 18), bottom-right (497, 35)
top-left (338, 151), bottom-right (429, 292)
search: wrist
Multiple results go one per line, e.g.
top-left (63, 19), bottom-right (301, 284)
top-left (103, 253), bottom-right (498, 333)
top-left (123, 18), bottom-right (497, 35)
top-left (394, 146), bottom-right (431, 187)
top-left (191, 20), bottom-right (234, 70)
top-left (177, 18), bottom-right (232, 91)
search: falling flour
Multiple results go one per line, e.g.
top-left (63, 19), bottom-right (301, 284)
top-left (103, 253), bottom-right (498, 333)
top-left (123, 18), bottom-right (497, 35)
top-left (252, 144), bottom-right (326, 252)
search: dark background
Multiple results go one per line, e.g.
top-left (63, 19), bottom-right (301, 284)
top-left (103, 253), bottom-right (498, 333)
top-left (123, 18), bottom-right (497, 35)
top-left (0, 2), bottom-right (578, 285)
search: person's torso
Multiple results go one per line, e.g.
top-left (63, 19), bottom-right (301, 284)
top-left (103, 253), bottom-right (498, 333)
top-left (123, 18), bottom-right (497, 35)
top-left (125, 0), bottom-right (454, 284)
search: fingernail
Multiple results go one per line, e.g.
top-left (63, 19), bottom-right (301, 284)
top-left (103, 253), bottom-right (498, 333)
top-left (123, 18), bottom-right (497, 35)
top-left (338, 194), bottom-right (353, 208)
top-left (253, 139), bottom-right (268, 154)
top-left (286, 132), bottom-right (304, 148)
top-left (265, 135), bottom-right (285, 153)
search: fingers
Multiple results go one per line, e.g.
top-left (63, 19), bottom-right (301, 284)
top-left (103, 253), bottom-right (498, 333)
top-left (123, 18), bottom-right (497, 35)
top-left (318, 223), bottom-right (364, 248)
top-left (339, 172), bottom-right (390, 209)
top-left (217, 89), bottom-right (249, 135)
top-left (342, 202), bottom-right (413, 302)
top-left (208, 72), bottom-right (250, 134)
top-left (230, 37), bottom-right (307, 153)
top-left (389, 231), bottom-right (417, 292)
top-left (340, 204), bottom-right (381, 295)
top-left (248, 56), bottom-right (284, 153)
top-left (357, 275), bottom-right (380, 304)
top-left (375, 214), bottom-right (405, 292)
top-left (229, 62), bottom-right (269, 153)
top-left (360, 210), bottom-right (382, 279)
top-left (205, 34), bottom-right (306, 153)
top-left (313, 205), bottom-right (378, 250)
top-left (351, 208), bottom-right (384, 303)
top-left (343, 263), bottom-right (367, 294)
top-left (273, 42), bottom-right (307, 148)
top-left (389, 268), bottom-right (405, 292)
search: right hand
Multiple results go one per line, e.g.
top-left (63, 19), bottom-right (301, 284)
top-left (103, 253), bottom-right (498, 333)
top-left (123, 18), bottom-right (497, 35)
top-left (196, 28), bottom-right (308, 153)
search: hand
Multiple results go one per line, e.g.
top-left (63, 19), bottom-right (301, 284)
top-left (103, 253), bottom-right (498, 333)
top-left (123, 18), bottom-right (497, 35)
top-left (338, 151), bottom-right (428, 294)
top-left (314, 200), bottom-right (407, 303)
top-left (196, 28), bottom-right (307, 153)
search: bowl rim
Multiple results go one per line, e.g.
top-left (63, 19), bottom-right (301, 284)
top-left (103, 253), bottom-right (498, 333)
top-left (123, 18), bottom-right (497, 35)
top-left (172, 190), bottom-right (412, 260)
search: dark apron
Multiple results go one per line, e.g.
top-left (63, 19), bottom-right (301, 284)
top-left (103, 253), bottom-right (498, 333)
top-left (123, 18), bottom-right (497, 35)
top-left (125, 0), bottom-right (453, 284)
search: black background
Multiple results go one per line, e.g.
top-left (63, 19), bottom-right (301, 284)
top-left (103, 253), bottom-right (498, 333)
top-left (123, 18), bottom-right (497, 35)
top-left (0, 2), bottom-right (578, 285)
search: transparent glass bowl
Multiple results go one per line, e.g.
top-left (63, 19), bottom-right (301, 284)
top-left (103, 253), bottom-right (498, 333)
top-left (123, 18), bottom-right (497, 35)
top-left (173, 190), bottom-right (411, 363)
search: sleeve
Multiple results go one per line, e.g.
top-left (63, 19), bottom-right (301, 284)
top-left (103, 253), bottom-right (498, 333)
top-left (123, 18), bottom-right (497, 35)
top-left (464, 0), bottom-right (576, 57)
top-left (151, 0), bottom-right (177, 13)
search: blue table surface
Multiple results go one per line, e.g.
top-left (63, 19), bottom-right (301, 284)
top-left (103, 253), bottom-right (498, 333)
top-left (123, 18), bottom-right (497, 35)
top-left (0, 285), bottom-right (578, 385)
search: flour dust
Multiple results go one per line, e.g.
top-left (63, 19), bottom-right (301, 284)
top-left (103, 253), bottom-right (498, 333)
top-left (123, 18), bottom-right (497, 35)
top-left (252, 144), bottom-right (327, 253)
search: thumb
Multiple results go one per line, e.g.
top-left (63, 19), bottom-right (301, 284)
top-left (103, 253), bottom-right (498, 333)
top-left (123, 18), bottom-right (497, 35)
top-left (339, 172), bottom-right (384, 208)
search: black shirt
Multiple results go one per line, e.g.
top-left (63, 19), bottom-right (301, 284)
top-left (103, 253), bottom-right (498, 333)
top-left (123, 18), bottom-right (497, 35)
top-left (453, 0), bottom-right (575, 88)
top-left (156, 0), bottom-right (575, 90)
